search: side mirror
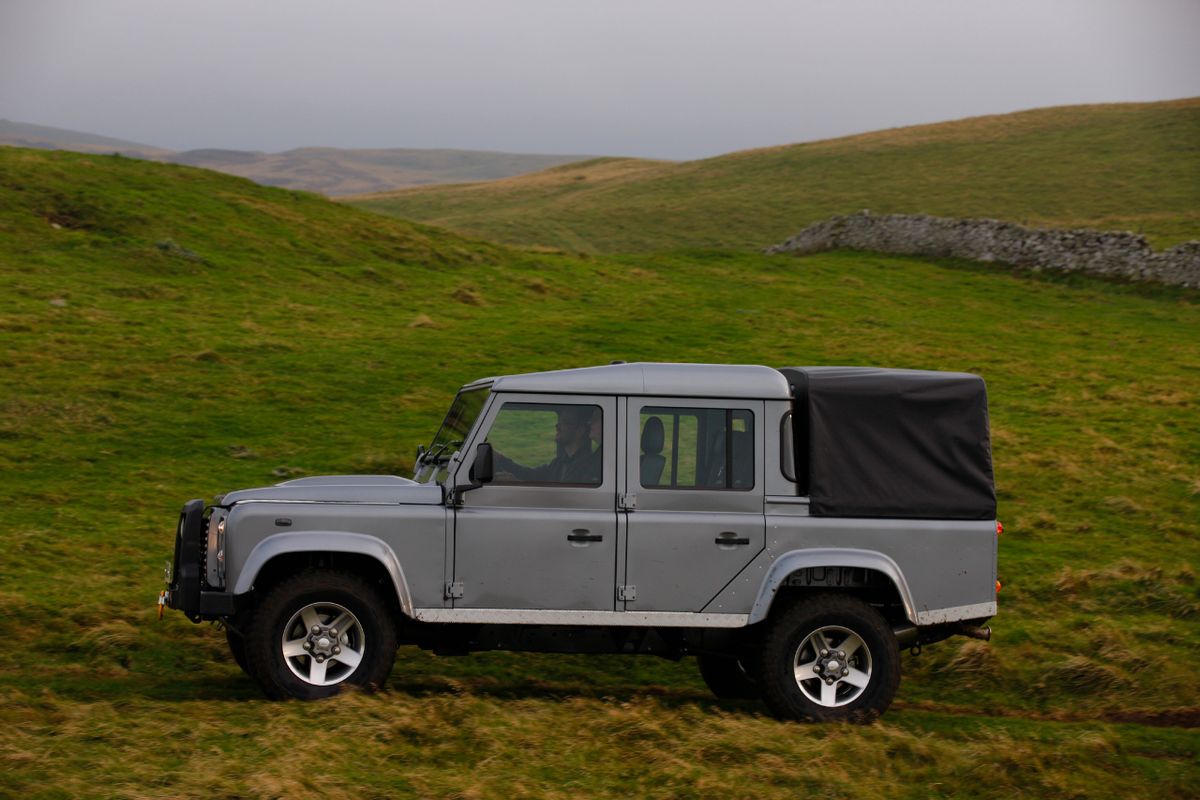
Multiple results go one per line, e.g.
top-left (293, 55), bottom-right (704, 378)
top-left (415, 444), bottom-right (427, 463)
top-left (453, 442), bottom-right (493, 505)
top-left (474, 442), bottom-right (494, 484)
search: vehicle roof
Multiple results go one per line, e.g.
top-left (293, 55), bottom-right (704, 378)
top-left (466, 362), bottom-right (792, 400)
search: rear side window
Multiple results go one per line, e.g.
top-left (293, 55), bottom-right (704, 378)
top-left (781, 412), bottom-right (796, 482)
top-left (639, 407), bottom-right (754, 490)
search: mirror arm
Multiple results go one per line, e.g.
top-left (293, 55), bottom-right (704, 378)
top-left (451, 442), bottom-right (493, 505)
top-left (450, 480), bottom-right (482, 506)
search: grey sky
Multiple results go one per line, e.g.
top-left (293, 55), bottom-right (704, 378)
top-left (1, 0), bottom-right (1197, 160)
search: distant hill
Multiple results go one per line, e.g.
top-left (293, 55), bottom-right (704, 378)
top-left (347, 98), bottom-right (1200, 252)
top-left (0, 119), bottom-right (592, 196)
top-left (0, 119), bottom-right (172, 158)
top-left (163, 145), bottom-right (597, 196)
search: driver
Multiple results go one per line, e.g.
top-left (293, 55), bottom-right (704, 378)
top-left (493, 406), bottom-right (600, 484)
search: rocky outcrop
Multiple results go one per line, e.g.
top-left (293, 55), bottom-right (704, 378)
top-left (766, 212), bottom-right (1200, 288)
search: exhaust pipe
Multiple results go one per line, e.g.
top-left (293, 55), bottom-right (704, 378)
top-left (955, 623), bottom-right (992, 641)
top-left (893, 623), bottom-right (918, 647)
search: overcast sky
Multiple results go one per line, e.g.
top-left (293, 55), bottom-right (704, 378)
top-left (1, 0), bottom-right (1197, 160)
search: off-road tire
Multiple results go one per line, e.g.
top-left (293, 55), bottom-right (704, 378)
top-left (224, 621), bottom-right (250, 675)
top-left (756, 593), bottom-right (900, 723)
top-left (244, 570), bottom-right (397, 700)
top-left (697, 654), bottom-right (760, 700)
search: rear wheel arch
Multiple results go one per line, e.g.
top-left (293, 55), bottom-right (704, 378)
top-left (749, 549), bottom-right (917, 626)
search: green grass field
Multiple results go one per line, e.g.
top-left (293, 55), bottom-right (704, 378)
top-left (1, 143), bottom-right (1198, 798)
top-left (348, 99), bottom-right (1200, 254)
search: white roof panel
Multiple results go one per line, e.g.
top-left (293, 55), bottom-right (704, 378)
top-left (479, 362), bottom-right (791, 399)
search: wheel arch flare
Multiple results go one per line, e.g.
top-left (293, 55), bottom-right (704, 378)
top-left (233, 531), bottom-right (414, 618)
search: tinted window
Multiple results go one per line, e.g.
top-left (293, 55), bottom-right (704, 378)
top-left (781, 412), bottom-right (796, 482)
top-left (639, 407), bottom-right (754, 490)
top-left (487, 402), bottom-right (603, 486)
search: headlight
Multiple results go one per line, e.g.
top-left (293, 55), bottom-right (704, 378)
top-left (206, 511), bottom-right (228, 588)
top-left (216, 517), bottom-right (226, 583)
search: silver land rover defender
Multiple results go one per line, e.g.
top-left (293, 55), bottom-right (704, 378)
top-left (163, 363), bottom-right (999, 722)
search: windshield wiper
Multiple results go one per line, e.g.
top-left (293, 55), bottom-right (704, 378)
top-left (422, 439), bottom-right (463, 466)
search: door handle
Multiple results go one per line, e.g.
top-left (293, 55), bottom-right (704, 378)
top-left (568, 530), bottom-right (603, 542)
top-left (715, 532), bottom-right (751, 546)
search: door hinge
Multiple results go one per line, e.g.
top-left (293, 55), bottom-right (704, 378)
top-left (618, 492), bottom-right (637, 511)
top-left (617, 584), bottom-right (637, 601)
top-left (445, 581), bottom-right (464, 599)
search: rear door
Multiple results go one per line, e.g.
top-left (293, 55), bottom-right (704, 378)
top-left (622, 398), bottom-right (765, 612)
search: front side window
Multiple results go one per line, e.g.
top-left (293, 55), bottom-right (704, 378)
top-left (640, 407), bottom-right (754, 490)
top-left (487, 402), bottom-right (603, 486)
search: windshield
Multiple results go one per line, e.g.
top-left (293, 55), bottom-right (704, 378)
top-left (415, 385), bottom-right (489, 482)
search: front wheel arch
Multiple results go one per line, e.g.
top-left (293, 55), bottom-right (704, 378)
top-left (232, 532), bottom-right (414, 618)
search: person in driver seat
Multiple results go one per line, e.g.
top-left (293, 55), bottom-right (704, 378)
top-left (493, 406), bottom-right (601, 485)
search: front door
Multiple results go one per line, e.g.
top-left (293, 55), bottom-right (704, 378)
top-left (453, 393), bottom-right (618, 610)
top-left (623, 398), bottom-right (766, 612)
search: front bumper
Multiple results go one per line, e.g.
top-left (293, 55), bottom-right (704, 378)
top-left (164, 499), bottom-right (236, 621)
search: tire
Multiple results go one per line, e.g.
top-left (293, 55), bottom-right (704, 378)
top-left (697, 654), bottom-right (760, 700)
top-left (225, 624), bottom-right (250, 674)
top-left (756, 593), bottom-right (900, 723)
top-left (244, 570), bottom-right (397, 700)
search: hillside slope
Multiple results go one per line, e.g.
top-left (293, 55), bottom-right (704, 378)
top-left (349, 99), bottom-right (1200, 252)
top-left (1, 148), bottom-right (1197, 797)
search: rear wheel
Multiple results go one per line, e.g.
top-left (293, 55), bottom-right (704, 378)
top-left (244, 570), bottom-right (397, 700)
top-left (756, 593), bottom-right (900, 723)
top-left (697, 654), bottom-right (759, 700)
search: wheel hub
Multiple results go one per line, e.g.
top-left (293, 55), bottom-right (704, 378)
top-left (795, 626), bottom-right (872, 707)
top-left (813, 650), bottom-right (851, 683)
top-left (284, 602), bottom-right (363, 686)
top-left (302, 621), bottom-right (350, 656)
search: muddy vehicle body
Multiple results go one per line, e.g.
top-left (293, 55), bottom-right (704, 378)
top-left (164, 363), bottom-right (998, 722)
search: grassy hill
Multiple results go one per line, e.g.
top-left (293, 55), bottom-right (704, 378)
top-left (349, 99), bottom-right (1200, 253)
top-left (0, 118), bottom-right (592, 196)
top-left (1, 147), bottom-right (1198, 798)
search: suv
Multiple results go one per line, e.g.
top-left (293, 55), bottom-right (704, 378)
top-left (163, 363), bottom-right (999, 722)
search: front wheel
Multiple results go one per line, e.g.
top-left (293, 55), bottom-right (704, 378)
top-left (225, 623), bottom-right (250, 674)
top-left (244, 570), bottom-right (397, 700)
top-left (756, 593), bottom-right (900, 723)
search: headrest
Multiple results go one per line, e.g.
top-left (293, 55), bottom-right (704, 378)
top-left (641, 416), bottom-right (664, 455)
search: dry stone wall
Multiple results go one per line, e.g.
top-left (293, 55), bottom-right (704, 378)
top-left (765, 212), bottom-right (1200, 288)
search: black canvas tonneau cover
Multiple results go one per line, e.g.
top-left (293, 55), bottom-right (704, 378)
top-left (778, 367), bottom-right (996, 519)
